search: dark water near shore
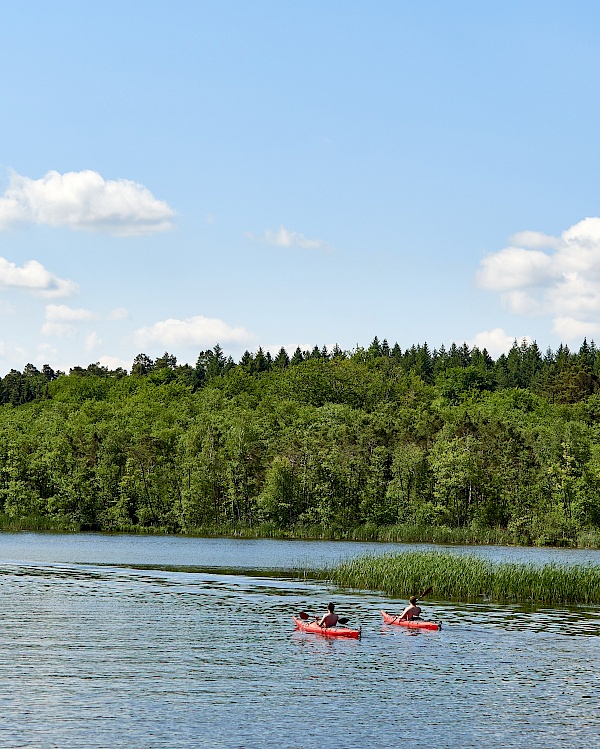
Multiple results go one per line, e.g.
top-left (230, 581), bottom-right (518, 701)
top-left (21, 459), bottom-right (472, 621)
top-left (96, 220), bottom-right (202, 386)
top-left (0, 533), bottom-right (598, 748)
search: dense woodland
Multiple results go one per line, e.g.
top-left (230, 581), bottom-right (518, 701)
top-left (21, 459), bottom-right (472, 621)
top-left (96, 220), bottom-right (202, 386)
top-left (2, 337), bottom-right (600, 547)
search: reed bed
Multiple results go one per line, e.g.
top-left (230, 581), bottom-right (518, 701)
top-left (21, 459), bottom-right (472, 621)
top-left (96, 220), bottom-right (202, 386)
top-left (311, 551), bottom-right (600, 605)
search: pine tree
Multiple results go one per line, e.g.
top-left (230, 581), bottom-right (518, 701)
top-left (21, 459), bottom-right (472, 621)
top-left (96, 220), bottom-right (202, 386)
top-left (274, 347), bottom-right (290, 369)
top-left (155, 352), bottom-right (177, 370)
top-left (131, 354), bottom-right (155, 375)
top-left (331, 343), bottom-right (345, 359)
top-left (254, 347), bottom-right (268, 372)
top-left (367, 336), bottom-right (382, 358)
top-left (240, 350), bottom-right (254, 371)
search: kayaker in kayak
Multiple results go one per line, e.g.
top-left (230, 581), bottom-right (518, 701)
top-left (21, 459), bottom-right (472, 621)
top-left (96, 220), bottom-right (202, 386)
top-left (398, 596), bottom-right (422, 620)
top-left (317, 602), bottom-right (340, 628)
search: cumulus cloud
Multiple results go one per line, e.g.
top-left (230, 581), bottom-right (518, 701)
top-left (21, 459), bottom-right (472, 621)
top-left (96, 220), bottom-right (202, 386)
top-left (45, 304), bottom-right (94, 322)
top-left (477, 247), bottom-right (553, 291)
top-left (509, 230), bottom-right (563, 250)
top-left (96, 355), bottom-right (131, 371)
top-left (0, 169), bottom-right (175, 236)
top-left (469, 328), bottom-right (531, 358)
top-left (246, 224), bottom-right (328, 250)
top-left (132, 315), bottom-right (254, 348)
top-left (477, 217), bottom-right (600, 341)
top-left (109, 307), bottom-right (129, 320)
top-left (0, 257), bottom-right (78, 297)
top-left (552, 317), bottom-right (600, 340)
top-left (0, 340), bottom-right (27, 362)
top-left (41, 304), bottom-right (94, 337)
top-left (85, 332), bottom-right (102, 351)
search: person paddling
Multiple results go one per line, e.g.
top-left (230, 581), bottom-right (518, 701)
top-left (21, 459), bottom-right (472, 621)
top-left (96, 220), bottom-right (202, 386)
top-left (317, 602), bottom-right (340, 628)
top-left (398, 596), bottom-right (422, 621)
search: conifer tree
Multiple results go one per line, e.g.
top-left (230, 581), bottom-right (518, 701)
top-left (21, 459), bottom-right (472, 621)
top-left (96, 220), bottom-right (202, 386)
top-left (131, 354), bottom-right (155, 375)
top-left (274, 347), bottom-right (290, 369)
top-left (367, 336), bottom-right (382, 358)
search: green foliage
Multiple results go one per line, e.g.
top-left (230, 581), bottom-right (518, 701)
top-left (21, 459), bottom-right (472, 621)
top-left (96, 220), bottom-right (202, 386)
top-left (0, 338), bottom-right (600, 546)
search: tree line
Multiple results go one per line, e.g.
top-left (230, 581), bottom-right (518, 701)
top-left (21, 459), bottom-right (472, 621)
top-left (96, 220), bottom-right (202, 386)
top-left (1, 337), bottom-right (600, 546)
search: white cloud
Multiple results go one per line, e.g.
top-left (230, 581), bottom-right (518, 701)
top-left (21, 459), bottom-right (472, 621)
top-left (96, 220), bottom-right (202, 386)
top-left (469, 328), bottom-right (530, 358)
top-left (41, 304), bottom-right (94, 338)
top-left (109, 307), bottom-right (129, 320)
top-left (509, 230), bottom-right (563, 250)
top-left (501, 290), bottom-right (544, 316)
top-left (477, 247), bottom-right (553, 290)
top-left (246, 224), bottom-right (328, 250)
top-left (0, 169), bottom-right (175, 236)
top-left (85, 332), bottom-right (102, 351)
top-left (552, 317), bottom-right (600, 340)
top-left (36, 343), bottom-right (59, 364)
top-left (477, 216), bottom-right (600, 341)
top-left (96, 355), bottom-right (131, 371)
top-left (41, 322), bottom-right (75, 338)
top-left (45, 304), bottom-right (94, 322)
top-left (132, 315), bottom-right (254, 349)
top-left (0, 257), bottom-right (78, 297)
top-left (0, 340), bottom-right (27, 363)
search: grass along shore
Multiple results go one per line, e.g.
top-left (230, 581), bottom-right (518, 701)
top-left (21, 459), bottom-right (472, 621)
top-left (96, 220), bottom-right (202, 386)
top-left (1, 516), bottom-right (599, 549)
top-left (309, 551), bottom-right (600, 605)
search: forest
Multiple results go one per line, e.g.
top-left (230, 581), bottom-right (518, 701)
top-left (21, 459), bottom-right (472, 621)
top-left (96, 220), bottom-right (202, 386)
top-left (1, 337), bottom-right (600, 547)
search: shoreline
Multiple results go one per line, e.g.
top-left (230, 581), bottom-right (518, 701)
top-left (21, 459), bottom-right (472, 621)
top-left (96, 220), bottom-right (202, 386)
top-left (1, 518), bottom-right (599, 550)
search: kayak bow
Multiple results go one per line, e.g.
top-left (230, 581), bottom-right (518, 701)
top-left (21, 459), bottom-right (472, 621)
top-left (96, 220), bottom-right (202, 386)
top-left (293, 616), bottom-right (361, 639)
top-left (381, 610), bottom-right (441, 630)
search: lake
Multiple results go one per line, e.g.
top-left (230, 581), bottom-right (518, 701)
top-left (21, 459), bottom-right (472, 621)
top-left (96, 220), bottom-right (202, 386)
top-left (0, 532), bottom-right (598, 748)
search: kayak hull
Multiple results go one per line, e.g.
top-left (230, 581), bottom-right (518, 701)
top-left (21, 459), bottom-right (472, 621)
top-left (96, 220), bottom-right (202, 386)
top-left (381, 610), bottom-right (441, 630)
top-left (293, 616), bottom-right (361, 639)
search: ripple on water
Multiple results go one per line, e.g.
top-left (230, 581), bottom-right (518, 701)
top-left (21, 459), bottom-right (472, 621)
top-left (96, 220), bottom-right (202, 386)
top-left (0, 539), bottom-right (598, 748)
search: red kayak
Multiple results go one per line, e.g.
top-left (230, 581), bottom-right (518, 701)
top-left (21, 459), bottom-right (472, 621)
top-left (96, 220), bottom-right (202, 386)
top-left (293, 616), bottom-right (361, 639)
top-left (381, 610), bottom-right (441, 630)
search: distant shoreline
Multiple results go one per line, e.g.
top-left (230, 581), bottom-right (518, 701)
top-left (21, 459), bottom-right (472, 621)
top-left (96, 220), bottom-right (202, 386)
top-left (1, 519), bottom-right (599, 550)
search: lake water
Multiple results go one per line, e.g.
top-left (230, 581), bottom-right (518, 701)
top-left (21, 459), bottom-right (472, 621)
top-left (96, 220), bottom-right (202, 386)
top-left (0, 533), bottom-right (598, 748)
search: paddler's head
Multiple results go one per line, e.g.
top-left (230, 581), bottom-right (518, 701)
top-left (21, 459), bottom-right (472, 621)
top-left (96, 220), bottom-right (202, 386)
top-left (327, 602), bottom-right (335, 612)
top-left (409, 596), bottom-right (417, 604)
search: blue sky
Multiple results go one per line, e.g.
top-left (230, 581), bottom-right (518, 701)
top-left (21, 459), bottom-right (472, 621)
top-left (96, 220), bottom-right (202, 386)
top-left (2, 1), bottom-right (600, 372)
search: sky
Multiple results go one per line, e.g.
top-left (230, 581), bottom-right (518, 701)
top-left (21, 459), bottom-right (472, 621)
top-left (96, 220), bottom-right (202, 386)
top-left (2, 1), bottom-right (600, 373)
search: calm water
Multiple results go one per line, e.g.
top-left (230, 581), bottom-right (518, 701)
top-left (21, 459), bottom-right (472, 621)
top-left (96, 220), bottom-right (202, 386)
top-left (0, 533), bottom-right (598, 749)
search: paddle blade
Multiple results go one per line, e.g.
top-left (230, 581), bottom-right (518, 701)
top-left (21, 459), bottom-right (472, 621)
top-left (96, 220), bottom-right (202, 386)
top-left (417, 586), bottom-right (433, 600)
top-left (338, 617), bottom-right (349, 625)
top-left (298, 611), bottom-right (310, 620)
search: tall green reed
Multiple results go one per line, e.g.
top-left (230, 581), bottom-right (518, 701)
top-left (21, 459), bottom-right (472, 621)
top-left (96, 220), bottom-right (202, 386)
top-left (310, 551), bottom-right (600, 605)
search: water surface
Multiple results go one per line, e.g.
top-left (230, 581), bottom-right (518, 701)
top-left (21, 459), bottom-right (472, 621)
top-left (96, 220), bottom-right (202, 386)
top-left (0, 533), bottom-right (598, 748)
